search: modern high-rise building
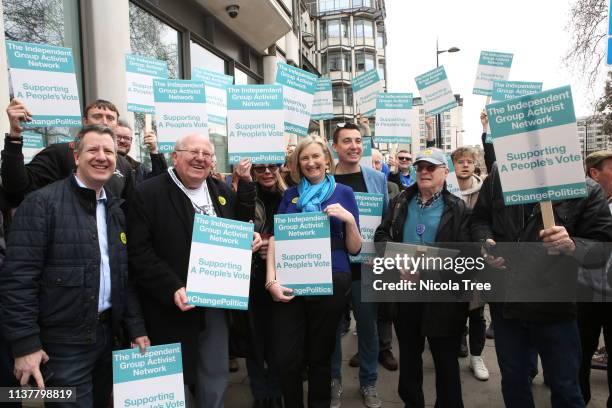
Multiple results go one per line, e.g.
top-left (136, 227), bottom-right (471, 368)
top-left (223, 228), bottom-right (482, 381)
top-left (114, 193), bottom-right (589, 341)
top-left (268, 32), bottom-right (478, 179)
top-left (304, 0), bottom-right (388, 136)
top-left (577, 116), bottom-right (612, 158)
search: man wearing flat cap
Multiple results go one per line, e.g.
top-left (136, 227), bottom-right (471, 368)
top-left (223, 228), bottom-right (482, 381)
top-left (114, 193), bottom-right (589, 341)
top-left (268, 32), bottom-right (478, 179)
top-left (374, 148), bottom-right (471, 407)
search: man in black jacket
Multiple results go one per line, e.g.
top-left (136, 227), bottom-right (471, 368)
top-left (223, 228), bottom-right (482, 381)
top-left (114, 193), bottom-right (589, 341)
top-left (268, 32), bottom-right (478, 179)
top-left (128, 133), bottom-right (259, 408)
top-left (375, 148), bottom-right (471, 408)
top-left (0, 125), bottom-right (148, 407)
top-left (2, 98), bottom-right (135, 204)
top-left (471, 163), bottom-right (612, 408)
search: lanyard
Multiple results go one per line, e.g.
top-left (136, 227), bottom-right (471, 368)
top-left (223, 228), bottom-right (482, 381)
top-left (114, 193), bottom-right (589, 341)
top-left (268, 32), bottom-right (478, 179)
top-left (167, 167), bottom-right (217, 217)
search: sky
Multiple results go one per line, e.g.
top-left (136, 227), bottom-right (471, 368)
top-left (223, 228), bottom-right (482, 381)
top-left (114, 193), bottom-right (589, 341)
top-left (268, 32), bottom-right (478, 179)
top-left (385, 0), bottom-right (607, 146)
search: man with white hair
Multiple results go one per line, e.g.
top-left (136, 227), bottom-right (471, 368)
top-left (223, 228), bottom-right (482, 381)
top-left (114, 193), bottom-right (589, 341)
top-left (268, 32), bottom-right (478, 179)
top-left (128, 133), bottom-right (260, 407)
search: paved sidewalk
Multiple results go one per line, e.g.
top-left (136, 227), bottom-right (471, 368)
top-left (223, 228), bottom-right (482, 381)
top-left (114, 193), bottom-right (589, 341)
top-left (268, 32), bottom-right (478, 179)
top-left (226, 321), bottom-right (610, 407)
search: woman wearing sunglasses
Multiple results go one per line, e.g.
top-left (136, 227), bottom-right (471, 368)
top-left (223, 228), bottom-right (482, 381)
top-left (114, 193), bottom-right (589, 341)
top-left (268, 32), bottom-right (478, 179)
top-left (247, 163), bottom-right (287, 408)
top-left (265, 136), bottom-right (361, 408)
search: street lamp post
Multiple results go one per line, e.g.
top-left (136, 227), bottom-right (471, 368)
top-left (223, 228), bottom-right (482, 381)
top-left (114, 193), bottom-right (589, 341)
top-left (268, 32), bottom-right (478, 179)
top-left (435, 40), bottom-right (460, 149)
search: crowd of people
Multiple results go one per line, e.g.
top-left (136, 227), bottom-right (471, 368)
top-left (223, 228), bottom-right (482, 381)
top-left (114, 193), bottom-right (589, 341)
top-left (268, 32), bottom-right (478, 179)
top-left (0, 96), bottom-right (610, 408)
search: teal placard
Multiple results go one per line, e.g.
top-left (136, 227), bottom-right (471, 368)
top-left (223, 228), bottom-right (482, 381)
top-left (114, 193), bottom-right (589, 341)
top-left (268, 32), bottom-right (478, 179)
top-left (153, 79), bottom-right (205, 103)
top-left (479, 51), bottom-right (513, 68)
top-left (415, 66), bottom-right (447, 90)
top-left (486, 86), bottom-right (575, 139)
top-left (376, 93), bottom-right (413, 109)
top-left (227, 85), bottom-right (283, 110)
top-left (125, 54), bottom-right (168, 78)
top-left (491, 81), bottom-right (543, 102)
top-left (274, 212), bottom-right (330, 241)
top-left (113, 343), bottom-right (183, 384)
top-left (284, 122), bottom-right (309, 136)
top-left (284, 283), bottom-right (333, 296)
top-left (187, 292), bottom-right (249, 310)
top-left (22, 132), bottom-right (44, 148)
top-left (192, 67), bottom-right (233, 89)
top-left (276, 62), bottom-right (317, 94)
top-left (503, 182), bottom-right (587, 205)
top-left (192, 215), bottom-right (253, 250)
top-left (6, 40), bottom-right (74, 73)
top-left (127, 103), bottom-right (155, 114)
top-left (25, 115), bottom-right (82, 127)
top-left (427, 101), bottom-right (457, 116)
top-left (229, 152), bottom-right (285, 164)
top-left (354, 192), bottom-right (384, 216)
top-left (315, 78), bottom-right (332, 92)
top-left (352, 69), bottom-right (380, 92)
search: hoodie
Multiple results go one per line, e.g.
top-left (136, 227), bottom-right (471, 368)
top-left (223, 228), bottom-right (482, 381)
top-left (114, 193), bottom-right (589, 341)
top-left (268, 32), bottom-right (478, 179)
top-left (458, 174), bottom-right (483, 209)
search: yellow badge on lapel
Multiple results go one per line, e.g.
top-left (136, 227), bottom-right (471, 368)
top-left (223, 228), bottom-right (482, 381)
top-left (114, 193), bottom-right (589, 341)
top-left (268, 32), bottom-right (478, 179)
top-left (291, 196), bottom-right (299, 204)
top-left (218, 196), bottom-right (227, 206)
top-left (120, 232), bottom-right (127, 245)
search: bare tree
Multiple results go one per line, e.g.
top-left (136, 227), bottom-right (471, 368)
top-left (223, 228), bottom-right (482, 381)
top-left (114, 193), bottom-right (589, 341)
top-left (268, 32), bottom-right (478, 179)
top-left (564, 0), bottom-right (608, 92)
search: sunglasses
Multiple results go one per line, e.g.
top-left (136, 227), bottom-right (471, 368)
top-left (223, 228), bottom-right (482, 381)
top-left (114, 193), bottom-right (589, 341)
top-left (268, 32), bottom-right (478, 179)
top-left (253, 165), bottom-right (280, 174)
top-left (415, 163), bottom-right (445, 173)
top-left (397, 156), bottom-right (412, 162)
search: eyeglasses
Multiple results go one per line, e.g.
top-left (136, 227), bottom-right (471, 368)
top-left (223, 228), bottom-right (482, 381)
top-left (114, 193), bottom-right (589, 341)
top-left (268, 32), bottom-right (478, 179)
top-left (175, 149), bottom-right (212, 159)
top-left (397, 156), bottom-right (412, 162)
top-left (373, 160), bottom-right (382, 164)
top-left (253, 165), bottom-right (279, 174)
top-left (415, 163), bottom-right (445, 173)
top-left (116, 135), bottom-right (133, 142)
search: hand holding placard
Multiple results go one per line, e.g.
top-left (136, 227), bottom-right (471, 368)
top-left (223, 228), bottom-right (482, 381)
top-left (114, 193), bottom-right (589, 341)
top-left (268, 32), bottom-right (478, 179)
top-left (6, 99), bottom-right (32, 135)
top-left (174, 287), bottom-right (195, 312)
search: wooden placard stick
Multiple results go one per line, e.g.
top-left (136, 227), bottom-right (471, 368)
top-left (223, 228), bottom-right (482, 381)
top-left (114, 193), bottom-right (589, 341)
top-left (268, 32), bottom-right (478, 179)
top-left (145, 114), bottom-right (152, 134)
top-left (540, 200), bottom-right (555, 229)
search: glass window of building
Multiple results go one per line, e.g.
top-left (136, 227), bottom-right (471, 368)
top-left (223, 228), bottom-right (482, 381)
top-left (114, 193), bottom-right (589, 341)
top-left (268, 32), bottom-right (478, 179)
top-left (328, 20), bottom-right (340, 38)
top-left (129, 2), bottom-right (181, 166)
top-left (345, 87), bottom-right (353, 105)
top-left (340, 18), bottom-right (349, 38)
top-left (129, 2), bottom-right (181, 79)
top-left (279, 0), bottom-right (293, 14)
top-left (378, 62), bottom-right (385, 80)
top-left (354, 0), bottom-right (372, 7)
top-left (234, 67), bottom-right (259, 85)
top-left (355, 52), bottom-right (375, 72)
top-left (343, 53), bottom-right (351, 71)
top-left (190, 42), bottom-right (225, 74)
top-left (376, 31), bottom-right (384, 49)
top-left (321, 54), bottom-right (328, 74)
top-left (327, 52), bottom-right (342, 72)
top-left (3, 0), bottom-right (82, 145)
top-left (332, 86), bottom-right (344, 107)
top-left (320, 20), bottom-right (327, 41)
top-left (354, 19), bottom-right (373, 40)
top-left (320, 0), bottom-right (350, 13)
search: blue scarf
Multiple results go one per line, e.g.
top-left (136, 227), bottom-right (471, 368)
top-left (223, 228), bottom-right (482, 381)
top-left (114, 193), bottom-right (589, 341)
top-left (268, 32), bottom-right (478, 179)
top-left (296, 174), bottom-right (336, 212)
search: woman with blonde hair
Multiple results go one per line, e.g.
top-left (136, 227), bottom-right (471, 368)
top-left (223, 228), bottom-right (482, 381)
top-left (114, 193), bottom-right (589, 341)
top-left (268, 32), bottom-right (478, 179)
top-left (265, 136), bottom-right (361, 407)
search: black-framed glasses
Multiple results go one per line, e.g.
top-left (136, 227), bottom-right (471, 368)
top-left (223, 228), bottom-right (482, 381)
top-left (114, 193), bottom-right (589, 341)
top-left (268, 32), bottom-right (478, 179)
top-left (397, 156), bottom-right (412, 162)
top-left (253, 164), bottom-right (280, 174)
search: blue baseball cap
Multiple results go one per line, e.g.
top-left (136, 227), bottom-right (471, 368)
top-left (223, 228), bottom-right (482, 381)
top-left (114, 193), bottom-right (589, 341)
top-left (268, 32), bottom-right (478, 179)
top-left (414, 148), bottom-right (446, 166)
